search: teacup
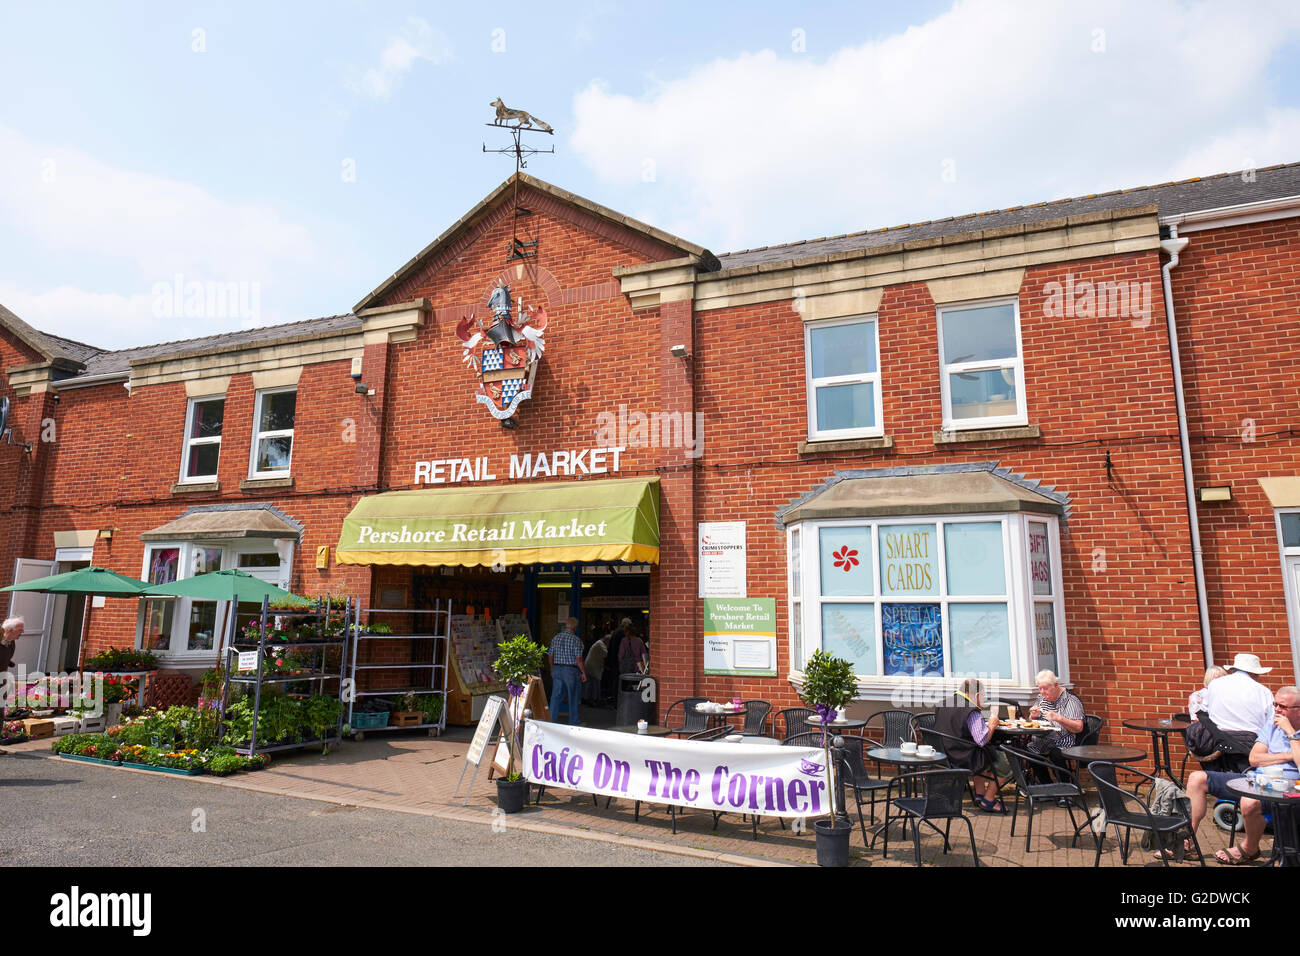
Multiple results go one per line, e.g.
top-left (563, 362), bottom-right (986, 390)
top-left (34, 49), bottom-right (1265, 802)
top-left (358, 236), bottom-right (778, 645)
top-left (917, 745), bottom-right (936, 757)
top-left (725, 734), bottom-right (743, 743)
top-left (900, 741), bottom-right (918, 754)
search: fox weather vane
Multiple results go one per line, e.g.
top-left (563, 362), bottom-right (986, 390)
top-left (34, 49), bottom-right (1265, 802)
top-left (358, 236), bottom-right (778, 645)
top-left (484, 98), bottom-right (554, 262)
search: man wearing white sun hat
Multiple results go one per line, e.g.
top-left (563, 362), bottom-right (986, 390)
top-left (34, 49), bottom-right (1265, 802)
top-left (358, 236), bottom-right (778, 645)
top-left (1204, 653), bottom-right (1275, 740)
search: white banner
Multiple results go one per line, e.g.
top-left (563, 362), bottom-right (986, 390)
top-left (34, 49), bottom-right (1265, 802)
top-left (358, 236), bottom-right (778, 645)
top-left (522, 721), bottom-right (830, 819)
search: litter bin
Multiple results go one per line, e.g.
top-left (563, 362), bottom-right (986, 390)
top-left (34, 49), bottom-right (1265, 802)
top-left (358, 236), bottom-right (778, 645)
top-left (616, 673), bottom-right (656, 726)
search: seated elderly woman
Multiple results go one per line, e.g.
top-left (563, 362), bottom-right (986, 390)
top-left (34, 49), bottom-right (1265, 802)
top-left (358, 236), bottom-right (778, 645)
top-left (934, 677), bottom-right (1013, 813)
top-left (1188, 665), bottom-right (1228, 720)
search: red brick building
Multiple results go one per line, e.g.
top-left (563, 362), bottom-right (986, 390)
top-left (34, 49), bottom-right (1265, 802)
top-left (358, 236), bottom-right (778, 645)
top-left (3, 163), bottom-right (1299, 747)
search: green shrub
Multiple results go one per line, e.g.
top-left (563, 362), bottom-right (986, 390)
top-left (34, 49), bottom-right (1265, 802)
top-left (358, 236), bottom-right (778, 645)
top-left (82, 648), bottom-right (160, 671)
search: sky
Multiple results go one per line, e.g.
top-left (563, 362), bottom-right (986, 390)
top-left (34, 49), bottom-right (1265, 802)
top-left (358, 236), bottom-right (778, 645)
top-left (1, 0), bottom-right (1299, 351)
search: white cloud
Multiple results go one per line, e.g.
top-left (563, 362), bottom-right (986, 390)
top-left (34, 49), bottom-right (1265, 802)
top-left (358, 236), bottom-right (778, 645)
top-left (571, 0), bottom-right (1300, 253)
top-left (354, 17), bottom-right (452, 100)
top-left (0, 124), bottom-right (313, 349)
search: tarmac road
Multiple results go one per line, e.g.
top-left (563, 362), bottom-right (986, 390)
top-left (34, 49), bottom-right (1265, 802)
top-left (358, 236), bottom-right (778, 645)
top-left (0, 752), bottom-right (723, 867)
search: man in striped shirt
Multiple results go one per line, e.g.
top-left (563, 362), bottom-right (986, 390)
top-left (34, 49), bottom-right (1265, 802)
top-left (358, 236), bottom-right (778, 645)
top-left (1028, 669), bottom-right (1086, 778)
top-left (547, 617), bottom-right (586, 726)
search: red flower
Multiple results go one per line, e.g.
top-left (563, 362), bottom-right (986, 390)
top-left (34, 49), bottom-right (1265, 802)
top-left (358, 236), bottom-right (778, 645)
top-left (832, 546), bottom-right (859, 572)
top-left (105, 676), bottom-right (116, 685)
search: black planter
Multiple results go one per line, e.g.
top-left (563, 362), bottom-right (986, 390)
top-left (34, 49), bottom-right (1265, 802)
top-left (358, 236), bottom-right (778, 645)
top-left (814, 818), bottom-right (853, 867)
top-left (496, 777), bottom-right (530, 814)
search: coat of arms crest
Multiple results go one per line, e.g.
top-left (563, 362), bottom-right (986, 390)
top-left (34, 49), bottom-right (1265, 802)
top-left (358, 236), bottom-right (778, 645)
top-left (456, 283), bottom-right (549, 421)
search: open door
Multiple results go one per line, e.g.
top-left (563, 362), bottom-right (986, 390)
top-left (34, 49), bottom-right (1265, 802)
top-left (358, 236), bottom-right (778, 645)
top-left (7, 558), bottom-right (55, 674)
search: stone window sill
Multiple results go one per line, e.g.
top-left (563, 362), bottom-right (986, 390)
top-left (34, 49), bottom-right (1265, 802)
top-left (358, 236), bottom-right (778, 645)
top-left (933, 424), bottom-right (1041, 445)
top-left (240, 476), bottom-right (295, 491)
top-left (171, 481), bottom-right (220, 495)
top-left (798, 435), bottom-right (894, 455)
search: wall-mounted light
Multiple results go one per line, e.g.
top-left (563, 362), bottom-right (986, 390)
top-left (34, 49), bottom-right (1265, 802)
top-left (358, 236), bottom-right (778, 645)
top-left (1197, 486), bottom-right (1232, 503)
top-left (354, 382), bottom-right (374, 396)
top-left (669, 344), bottom-right (690, 359)
top-left (98, 528), bottom-right (114, 540)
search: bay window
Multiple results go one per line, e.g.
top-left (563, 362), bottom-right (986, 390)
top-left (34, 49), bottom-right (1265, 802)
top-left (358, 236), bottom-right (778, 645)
top-left (937, 299), bottom-right (1026, 429)
top-left (136, 541), bottom-right (289, 662)
top-left (787, 512), bottom-right (1066, 695)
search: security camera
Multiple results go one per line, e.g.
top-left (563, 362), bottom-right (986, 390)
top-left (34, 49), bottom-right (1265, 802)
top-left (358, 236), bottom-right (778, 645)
top-left (669, 344), bottom-right (689, 359)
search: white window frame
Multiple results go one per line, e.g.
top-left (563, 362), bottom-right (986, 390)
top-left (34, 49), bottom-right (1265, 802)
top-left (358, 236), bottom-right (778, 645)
top-left (936, 297), bottom-right (1027, 430)
top-left (135, 540), bottom-right (293, 664)
top-left (804, 314), bottom-right (884, 441)
top-left (1273, 508), bottom-right (1300, 677)
top-left (179, 395), bottom-right (224, 483)
top-left (785, 511), bottom-right (1067, 699)
top-left (249, 387), bottom-right (296, 479)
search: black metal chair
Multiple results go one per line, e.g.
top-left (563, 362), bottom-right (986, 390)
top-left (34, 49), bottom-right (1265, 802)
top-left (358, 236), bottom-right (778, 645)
top-left (869, 709), bottom-right (916, 748)
top-left (1080, 714), bottom-right (1104, 747)
top-left (663, 697), bottom-right (709, 738)
top-left (838, 733), bottom-right (889, 840)
top-left (686, 724), bottom-right (734, 741)
top-left (911, 713), bottom-right (936, 738)
top-left (782, 730), bottom-right (825, 749)
top-left (878, 769), bottom-right (979, 866)
top-left (1088, 761), bottom-right (1204, 867)
top-left (777, 706), bottom-right (816, 741)
top-left (916, 725), bottom-right (983, 803)
top-left (1172, 711), bottom-right (1193, 787)
top-left (738, 700), bottom-right (772, 737)
top-left (1001, 744), bottom-right (1095, 851)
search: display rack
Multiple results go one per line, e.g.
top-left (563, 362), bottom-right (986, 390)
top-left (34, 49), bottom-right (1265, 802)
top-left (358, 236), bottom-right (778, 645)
top-left (218, 595), bottom-right (350, 756)
top-left (347, 599), bottom-right (450, 738)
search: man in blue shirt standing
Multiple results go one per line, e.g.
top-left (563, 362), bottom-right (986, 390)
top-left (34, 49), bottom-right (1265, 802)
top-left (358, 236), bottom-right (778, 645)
top-left (547, 616), bottom-right (585, 726)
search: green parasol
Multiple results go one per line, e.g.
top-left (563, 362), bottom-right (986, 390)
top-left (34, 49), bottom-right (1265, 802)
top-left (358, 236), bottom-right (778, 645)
top-left (0, 566), bottom-right (150, 596)
top-left (140, 567), bottom-right (309, 605)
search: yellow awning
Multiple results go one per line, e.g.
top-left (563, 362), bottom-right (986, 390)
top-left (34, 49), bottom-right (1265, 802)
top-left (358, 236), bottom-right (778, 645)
top-left (335, 477), bottom-right (660, 568)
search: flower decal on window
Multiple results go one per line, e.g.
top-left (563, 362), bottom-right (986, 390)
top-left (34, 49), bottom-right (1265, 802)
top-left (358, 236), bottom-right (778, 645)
top-left (832, 547), bottom-right (859, 572)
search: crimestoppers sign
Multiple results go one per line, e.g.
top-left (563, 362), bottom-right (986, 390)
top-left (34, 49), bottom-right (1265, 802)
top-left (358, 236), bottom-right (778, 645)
top-left (523, 721), bottom-right (827, 818)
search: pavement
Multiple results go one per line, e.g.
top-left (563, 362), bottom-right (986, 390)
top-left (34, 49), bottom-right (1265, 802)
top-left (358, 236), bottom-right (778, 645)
top-left (0, 751), bottom-right (718, 866)
top-left (0, 723), bottom-right (1269, 867)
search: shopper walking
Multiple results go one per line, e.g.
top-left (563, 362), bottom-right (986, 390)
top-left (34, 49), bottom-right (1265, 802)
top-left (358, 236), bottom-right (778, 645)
top-left (547, 616), bottom-right (585, 726)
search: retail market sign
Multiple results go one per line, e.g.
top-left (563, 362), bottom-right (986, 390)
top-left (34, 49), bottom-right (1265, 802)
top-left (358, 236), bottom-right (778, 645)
top-left (336, 477), bottom-right (660, 568)
top-left (412, 446), bottom-right (626, 485)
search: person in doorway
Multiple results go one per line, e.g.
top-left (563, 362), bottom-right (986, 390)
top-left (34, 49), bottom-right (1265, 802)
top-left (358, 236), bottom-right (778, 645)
top-left (0, 616), bottom-right (24, 673)
top-left (603, 617), bottom-right (632, 702)
top-left (583, 631), bottom-right (608, 705)
top-left (1175, 685), bottom-right (1300, 864)
top-left (547, 616), bottom-right (585, 726)
top-left (618, 624), bottom-right (649, 674)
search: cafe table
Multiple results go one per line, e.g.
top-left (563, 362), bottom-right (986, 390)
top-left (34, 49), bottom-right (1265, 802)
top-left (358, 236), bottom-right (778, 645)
top-left (695, 703), bottom-right (748, 730)
top-left (1122, 717), bottom-right (1190, 784)
top-left (720, 735), bottom-right (782, 745)
top-left (1225, 778), bottom-right (1300, 867)
top-left (805, 715), bottom-right (869, 731)
top-left (993, 721), bottom-right (1057, 743)
top-left (608, 724), bottom-right (672, 736)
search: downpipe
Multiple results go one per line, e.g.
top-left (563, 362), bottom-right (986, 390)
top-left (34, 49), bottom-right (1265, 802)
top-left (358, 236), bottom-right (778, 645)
top-left (1159, 226), bottom-right (1215, 666)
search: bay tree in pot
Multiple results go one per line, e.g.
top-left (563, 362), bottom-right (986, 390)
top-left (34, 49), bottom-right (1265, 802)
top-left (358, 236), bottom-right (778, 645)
top-left (799, 649), bottom-right (859, 867)
top-left (491, 634), bottom-right (545, 813)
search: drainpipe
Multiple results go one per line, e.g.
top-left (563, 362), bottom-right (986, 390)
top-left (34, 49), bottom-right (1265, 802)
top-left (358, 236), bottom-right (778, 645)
top-left (1159, 225), bottom-right (1215, 667)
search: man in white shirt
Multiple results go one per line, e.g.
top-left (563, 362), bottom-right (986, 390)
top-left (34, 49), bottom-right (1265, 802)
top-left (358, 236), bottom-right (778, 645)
top-left (1205, 653), bottom-right (1274, 734)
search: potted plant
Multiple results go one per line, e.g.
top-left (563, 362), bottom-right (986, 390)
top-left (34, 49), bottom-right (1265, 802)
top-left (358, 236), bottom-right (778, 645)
top-left (490, 634), bottom-right (545, 813)
top-left (799, 649), bottom-right (859, 867)
top-left (390, 692), bottom-right (423, 727)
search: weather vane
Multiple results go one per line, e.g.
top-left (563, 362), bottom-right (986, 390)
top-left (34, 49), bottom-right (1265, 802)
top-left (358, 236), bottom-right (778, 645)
top-left (484, 98), bottom-right (554, 261)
